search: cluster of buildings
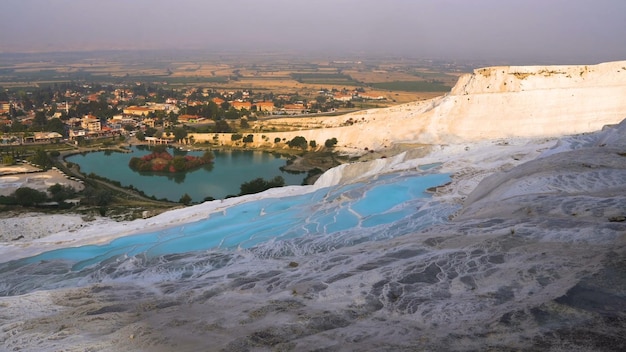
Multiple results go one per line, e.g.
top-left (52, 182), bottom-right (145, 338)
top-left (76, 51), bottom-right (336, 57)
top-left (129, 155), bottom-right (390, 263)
top-left (0, 81), bottom-right (387, 145)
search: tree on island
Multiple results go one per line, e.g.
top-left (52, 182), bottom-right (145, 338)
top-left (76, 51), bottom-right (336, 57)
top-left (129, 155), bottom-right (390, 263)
top-left (129, 146), bottom-right (214, 173)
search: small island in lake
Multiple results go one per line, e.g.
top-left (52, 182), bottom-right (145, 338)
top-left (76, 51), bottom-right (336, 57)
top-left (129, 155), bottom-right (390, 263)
top-left (129, 146), bottom-right (214, 173)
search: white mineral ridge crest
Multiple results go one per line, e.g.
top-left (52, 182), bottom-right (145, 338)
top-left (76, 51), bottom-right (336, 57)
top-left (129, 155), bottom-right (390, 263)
top-left (315, 60), bottom-right (626, 149)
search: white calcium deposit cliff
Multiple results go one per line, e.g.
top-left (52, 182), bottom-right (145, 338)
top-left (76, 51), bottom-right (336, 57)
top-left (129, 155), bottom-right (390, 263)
top-left (420, 60), bottom-right (626, 143)
top-left (199, 61), bottom-right (626, 152)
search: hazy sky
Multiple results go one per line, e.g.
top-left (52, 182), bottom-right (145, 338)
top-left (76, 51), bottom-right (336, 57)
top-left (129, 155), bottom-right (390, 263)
top-left (2, 0), bottom-right (625, 63)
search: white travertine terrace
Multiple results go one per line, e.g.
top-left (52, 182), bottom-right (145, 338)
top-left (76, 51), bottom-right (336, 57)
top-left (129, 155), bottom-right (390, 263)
top-left (2, 61), bottom-right (626, 352)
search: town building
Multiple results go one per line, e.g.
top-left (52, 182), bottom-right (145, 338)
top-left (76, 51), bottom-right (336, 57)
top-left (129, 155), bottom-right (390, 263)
top-left (123, 106), bottom-right (154, 116)
top-left (231, 101), bottom-right (252, 110)
top-left (255, 101), bottom-right (275, 112)
top-left (81, 115), bottom-right (101, 132)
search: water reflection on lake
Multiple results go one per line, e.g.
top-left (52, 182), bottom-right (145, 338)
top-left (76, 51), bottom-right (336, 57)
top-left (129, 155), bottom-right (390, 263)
top-left (66, 146), bottom-right (306, 202)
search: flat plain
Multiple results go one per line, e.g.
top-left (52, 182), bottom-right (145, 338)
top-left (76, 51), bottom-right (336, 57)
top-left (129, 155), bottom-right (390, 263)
top-left (0, 50), bottom-right (467, 105)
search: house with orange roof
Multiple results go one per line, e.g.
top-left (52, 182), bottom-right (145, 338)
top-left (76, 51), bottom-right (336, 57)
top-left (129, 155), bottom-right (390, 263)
top-left (281, 103), bottom-right (306, 115)
top-left (231, 101), bottom-right (252, 111)
top-left (255, 101), bottom-right (275, 113)
top-left (123, 106), bottom-right (154, 116)
top-left (0, 101), bottom-right (12, 111)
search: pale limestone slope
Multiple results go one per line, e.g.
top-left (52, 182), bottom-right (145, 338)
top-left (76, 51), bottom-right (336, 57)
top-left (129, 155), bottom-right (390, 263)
top-left (195, 61), bottom-right (626, 154)
top-left (425, 60), bottom-right (626, 143)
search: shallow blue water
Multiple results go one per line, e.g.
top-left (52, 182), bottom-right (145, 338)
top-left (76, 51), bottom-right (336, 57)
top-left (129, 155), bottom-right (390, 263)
top-left (15, 173), bottom-right (451, 271)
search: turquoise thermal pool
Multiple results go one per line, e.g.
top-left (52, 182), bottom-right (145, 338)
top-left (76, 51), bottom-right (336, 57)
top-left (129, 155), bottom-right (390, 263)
top-left (8, 172), bottom-right (452, 272)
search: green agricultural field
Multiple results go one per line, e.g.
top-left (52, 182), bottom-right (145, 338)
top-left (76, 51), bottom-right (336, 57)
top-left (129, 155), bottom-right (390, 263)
top-left (370, 80), bottom-right (451, 92)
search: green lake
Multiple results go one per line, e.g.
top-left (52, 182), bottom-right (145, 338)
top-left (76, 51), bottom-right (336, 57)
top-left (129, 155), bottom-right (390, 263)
top-left (66, 146), bottom-right (306, 202)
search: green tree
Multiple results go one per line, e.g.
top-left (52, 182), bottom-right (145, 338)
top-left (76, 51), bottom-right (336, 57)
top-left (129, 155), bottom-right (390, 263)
top-left (324, 137), bottom-right (338, 148)
top-left (48, 183), bottom-right (76, 203)
top-left (45, 118), bottom-right (66, 136)
top-left (13, 187), bottom-right (48, 206)
top-left (243, 134), bottom-right (254, 143)
top-left (309, 140), bottom-right (317, 149)
top-left (82, 186), bottom-right (112, 206)
top-left (172, 156), bottom-right (186, 171)
top-left (2, 155), bottom-right (16, 165)
top-left (287, 136), bottom-right (308, 150)
top-left (239, 176), bottom-right (285, 196)
top-left (214, 120), bottom-right (232, 133)
top-left (153, 144), bottom-right (167, 153)
top-left (10, 120), bottom-right (27, 133)
top-left (179, 193), bottom-right (192, 205)
top-left (144, 127), bottom-right (157, 137)
top-left (136, 130), bottom-right (145, 141)
top-left (231, 133), bottom-right (243, 141)
top-left (32, 111), bottom-right (47, 130)
top-left (224, 109), bottom-right (240, 120)
top-left (172, 127), bottom-right (187, 142)
top-left (29, 149), bottom-right (53, 169)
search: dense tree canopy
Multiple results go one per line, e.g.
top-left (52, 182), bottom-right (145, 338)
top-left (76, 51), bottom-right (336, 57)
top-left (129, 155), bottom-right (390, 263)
top-left (28, 149), bottom-right (53, 169)
top-left (288, 136), bottom-right (308, 150)
top-left (239, 176), bottom-right (285, 196)
top-left (13, 187), bottom-right (48, 206)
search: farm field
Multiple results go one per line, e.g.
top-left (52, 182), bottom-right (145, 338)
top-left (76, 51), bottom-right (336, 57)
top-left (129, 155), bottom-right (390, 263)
top-left (0, 50), bottom-right (472, 105)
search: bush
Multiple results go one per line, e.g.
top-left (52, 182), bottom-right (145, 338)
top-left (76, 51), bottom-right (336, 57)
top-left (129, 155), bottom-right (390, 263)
top-left (13, 187), bottom-right (48, 206)
top-left (82, 186), bottom-right (112, 206)
top-left (179, 193), bottom-right (192, 205)
top-left (243, 134), bottom-right (254, 143)
top-left (324, 137), bottom-right (338, 148)
top-left (309, 140), bottom-right (317, 148)
top-left (0, 195), bottom-right (17, 205)
top-left (48, 183), bottom-right (76, 202)
top-left (2, 155), bottom-right (16, 165)
top-left (239, 176), bottom-right (285, 196)
top-left (231, 133), bottom-right (243, 141)
top-left (287, 136), bottom-right (308, 150)
top-left (29, 149), bottom-right (53, 169)
top-left (274, 137), bottom-right (281, 143)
